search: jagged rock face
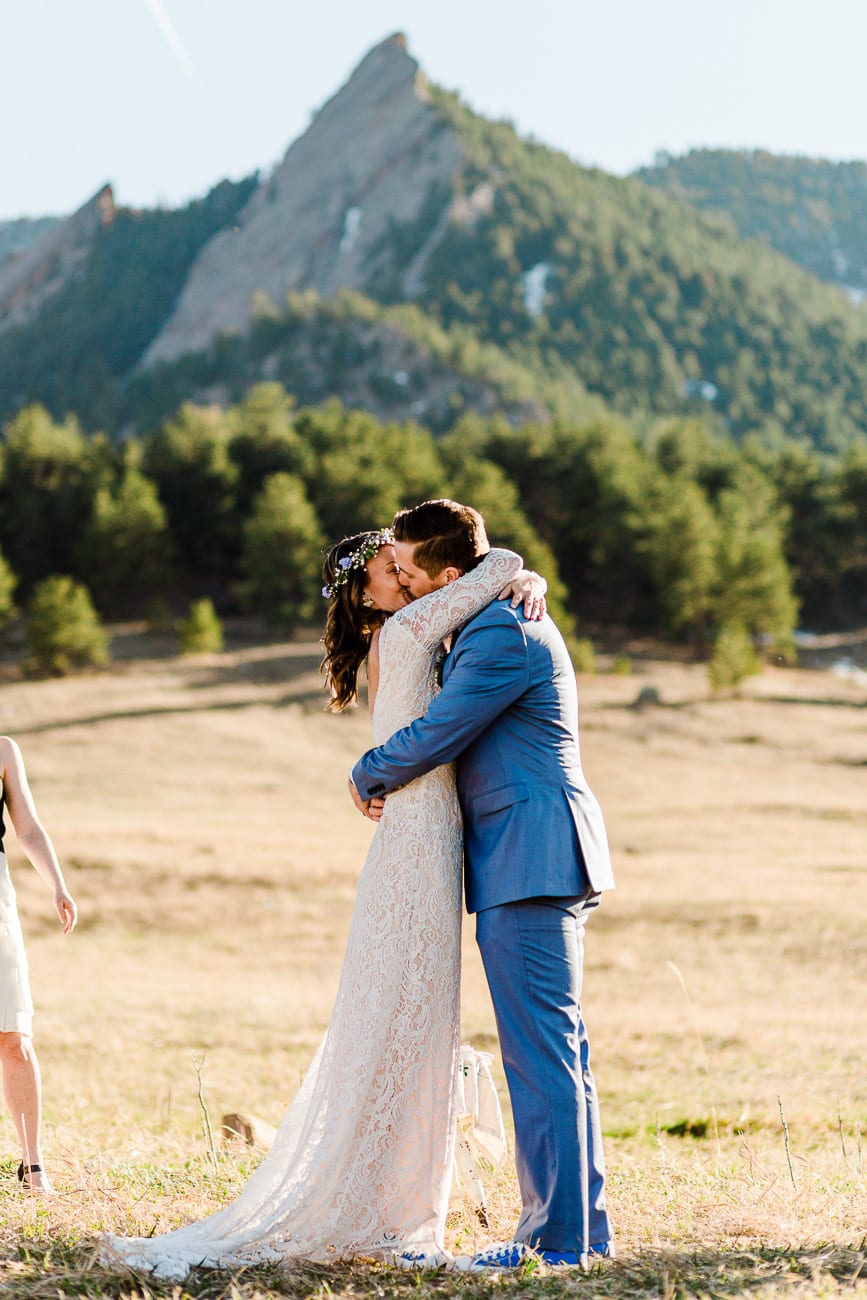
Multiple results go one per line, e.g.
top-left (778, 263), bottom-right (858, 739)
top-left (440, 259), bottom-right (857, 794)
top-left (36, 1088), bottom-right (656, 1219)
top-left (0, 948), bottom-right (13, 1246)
top-left (0, 186), bottom-right (114, 334)
top-left (144, 35), bottom-right (464, 365)
top-left (0, 216), bottom-right (60, 268)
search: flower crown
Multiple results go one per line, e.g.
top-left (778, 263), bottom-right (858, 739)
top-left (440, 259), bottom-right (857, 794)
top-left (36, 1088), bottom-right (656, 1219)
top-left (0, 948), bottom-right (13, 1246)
top-left (322, 528), bottom-right (395, 598)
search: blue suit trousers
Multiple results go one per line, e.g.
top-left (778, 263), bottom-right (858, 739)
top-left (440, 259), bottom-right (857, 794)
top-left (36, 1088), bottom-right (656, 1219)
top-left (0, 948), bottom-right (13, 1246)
top-left (475, 894), bottom-right (611, 1252)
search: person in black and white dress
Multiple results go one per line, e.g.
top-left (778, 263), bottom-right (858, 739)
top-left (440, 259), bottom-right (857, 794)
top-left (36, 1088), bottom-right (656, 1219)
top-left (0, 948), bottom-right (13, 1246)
top-left (0, 735), bottom-right (78, 1192)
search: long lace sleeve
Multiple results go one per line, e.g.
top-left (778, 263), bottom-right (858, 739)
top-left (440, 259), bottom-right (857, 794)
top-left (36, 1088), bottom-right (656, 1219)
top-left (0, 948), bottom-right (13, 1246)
top-left (392, 549), bottom-right (522, 653)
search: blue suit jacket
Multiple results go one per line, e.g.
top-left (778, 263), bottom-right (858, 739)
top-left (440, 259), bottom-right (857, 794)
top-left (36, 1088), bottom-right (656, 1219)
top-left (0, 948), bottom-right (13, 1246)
top-left (352, 601), bottom-right (615, 913)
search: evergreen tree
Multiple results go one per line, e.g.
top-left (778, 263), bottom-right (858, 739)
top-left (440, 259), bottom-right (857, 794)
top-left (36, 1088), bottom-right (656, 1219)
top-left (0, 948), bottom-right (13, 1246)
top-left (228, 383), bottom-right (314, 515)
top-left (26, 576), bottom-right (109, 675)
top-left (239, 473), bottom-right (325, 626)
top-left (143, 403), bottom-right (238, 585)
top-left (437, 445), bottom-right (573, 630)
top-left (639, 473), bottom-right (719, 639)
top-left (297, 403), bottom-right (446, 540)
top-left (650, 418), bottom-right (738, 500)
top-left (0, 405), bottom-right (112, 593)
top-left (480, 417), bottom-right (658, 624)
top-left (85, 452), bottom-right (173, 614)
top-left (711, 465), bottom-right (798, 651)
top-left (837, 442), bottom-right (867, 621)
top-left (748, 439), bottom-right (850, 627)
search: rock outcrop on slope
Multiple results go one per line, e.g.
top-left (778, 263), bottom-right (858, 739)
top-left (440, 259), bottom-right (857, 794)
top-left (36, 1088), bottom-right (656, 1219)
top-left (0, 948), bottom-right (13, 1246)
top-left (0, 216), bottom-right (60, 267)
top-left (0, 186), bottom-right (114, 334)
top-left (143, 34), bottom-right (463, 365)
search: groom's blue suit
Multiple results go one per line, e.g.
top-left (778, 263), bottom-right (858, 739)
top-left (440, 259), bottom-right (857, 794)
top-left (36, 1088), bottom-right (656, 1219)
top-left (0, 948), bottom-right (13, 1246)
top-left (352, 595), bottom-right (615, 1253)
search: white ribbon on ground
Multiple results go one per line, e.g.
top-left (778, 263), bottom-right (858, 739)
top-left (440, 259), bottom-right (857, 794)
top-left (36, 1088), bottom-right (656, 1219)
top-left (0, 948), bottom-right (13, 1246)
top-left (450, 1045), bottom-right (507, 1219)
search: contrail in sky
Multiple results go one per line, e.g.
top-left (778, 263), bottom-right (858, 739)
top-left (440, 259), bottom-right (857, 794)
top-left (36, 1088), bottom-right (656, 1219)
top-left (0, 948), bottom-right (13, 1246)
top-left (142, 0), bottom-right (197, 79)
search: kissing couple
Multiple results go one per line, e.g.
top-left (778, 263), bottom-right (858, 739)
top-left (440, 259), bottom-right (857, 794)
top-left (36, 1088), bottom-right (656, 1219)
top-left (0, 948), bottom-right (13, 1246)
top-left (103, 498), bottom-right (616, 1277)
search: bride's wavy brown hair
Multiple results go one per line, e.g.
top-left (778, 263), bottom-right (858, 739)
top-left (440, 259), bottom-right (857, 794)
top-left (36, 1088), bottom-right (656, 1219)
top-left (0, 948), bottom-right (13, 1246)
top-left (320, 532), bottom-right (389, 712)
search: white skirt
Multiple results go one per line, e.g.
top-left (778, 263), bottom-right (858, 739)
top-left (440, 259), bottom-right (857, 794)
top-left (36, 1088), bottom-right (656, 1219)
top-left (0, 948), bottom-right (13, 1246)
top-left (0, 852), bottom-right (34, 1035)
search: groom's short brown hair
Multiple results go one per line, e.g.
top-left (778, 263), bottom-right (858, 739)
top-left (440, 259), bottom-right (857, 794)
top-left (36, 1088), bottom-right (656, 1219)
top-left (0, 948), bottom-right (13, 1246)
top-left (392, 499), bottom-right (489, 578)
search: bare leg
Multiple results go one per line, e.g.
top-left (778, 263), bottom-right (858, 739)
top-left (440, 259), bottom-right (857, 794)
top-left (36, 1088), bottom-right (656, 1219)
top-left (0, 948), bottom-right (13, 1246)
top-left (0, 1032), bottom-right (52, 1191)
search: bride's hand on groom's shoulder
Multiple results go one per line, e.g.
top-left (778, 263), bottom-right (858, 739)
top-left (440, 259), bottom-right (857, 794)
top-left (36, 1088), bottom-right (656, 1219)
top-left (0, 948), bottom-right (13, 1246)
top-left (499, 570), bottom-right (547, 621)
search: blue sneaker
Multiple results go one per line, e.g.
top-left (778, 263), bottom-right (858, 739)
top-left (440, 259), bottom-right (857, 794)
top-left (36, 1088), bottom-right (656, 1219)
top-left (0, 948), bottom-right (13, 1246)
top-left (540, 1250), bottom-right (583, 1266)
top-left (459, 1240), bottom-right (615, 1271)
top-left (539, 1244), bottom-right (615, 1266)
top-left (459, 1242), bottom-right (533, 1271)
top-left (393, 1249), bottom-right (449, 1270)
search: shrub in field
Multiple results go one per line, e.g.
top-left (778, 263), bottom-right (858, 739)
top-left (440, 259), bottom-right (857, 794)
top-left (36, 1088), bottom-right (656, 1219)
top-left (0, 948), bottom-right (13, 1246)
top-left (569, 637), bottom-right (597, 675)
top-left (180, 597), bottom-right (224, 654)
top-left (708, 621), bottom-right (762, 692)
top-left (0, 548), bottom-right (17, 635)
top-left (26, 575), bottom-right (109, 675)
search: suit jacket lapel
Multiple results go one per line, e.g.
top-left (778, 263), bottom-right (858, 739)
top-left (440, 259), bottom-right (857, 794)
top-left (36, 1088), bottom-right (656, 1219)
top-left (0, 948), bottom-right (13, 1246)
top-left (441, 621), bottom-right (467, 684)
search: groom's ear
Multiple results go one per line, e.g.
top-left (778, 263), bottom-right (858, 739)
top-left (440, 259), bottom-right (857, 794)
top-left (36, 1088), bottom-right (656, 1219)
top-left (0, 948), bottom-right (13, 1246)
top-left (434, 565), bottom-right (464, 588)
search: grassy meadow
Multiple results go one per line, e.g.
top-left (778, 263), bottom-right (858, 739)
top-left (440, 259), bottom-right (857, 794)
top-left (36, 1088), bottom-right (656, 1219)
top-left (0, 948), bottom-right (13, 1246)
top-left (0, 625), bottom-right (865, 1298)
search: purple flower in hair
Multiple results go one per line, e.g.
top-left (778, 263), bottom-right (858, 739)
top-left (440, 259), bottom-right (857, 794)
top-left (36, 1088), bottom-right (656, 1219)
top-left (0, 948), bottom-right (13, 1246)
top-left (322, 528), bottom-right (394, 598)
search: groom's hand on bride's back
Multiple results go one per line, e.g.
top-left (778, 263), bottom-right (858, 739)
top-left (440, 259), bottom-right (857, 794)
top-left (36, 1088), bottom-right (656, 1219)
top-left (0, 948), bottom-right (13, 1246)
top-left (348, 777), bottom-right (370, 816)
top-left (348, 777), bottom-right (386, 822)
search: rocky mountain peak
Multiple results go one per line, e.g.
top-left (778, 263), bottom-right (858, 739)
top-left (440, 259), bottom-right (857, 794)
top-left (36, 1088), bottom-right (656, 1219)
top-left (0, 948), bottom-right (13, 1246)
top-left (0, 185), bottom-right (114, 333)
top-left (329, 30), bottom-right (418, 98)
top-left (142, 37), bottom-right (462, 365)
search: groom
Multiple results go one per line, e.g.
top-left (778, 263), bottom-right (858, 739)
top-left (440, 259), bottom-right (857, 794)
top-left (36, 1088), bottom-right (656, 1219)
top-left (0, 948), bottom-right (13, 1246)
top-left (349, 499), bottom-right (616, 1269)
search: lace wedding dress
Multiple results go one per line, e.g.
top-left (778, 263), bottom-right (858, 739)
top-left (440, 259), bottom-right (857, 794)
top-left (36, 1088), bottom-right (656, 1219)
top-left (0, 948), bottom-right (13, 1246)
top-left (102, 549), bottom-right (521, 1279)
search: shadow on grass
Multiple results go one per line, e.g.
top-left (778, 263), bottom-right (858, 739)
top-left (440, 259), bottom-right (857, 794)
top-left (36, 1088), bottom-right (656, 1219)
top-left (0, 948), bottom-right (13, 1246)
top-left (2, 1243), bottom-right (866, 1300)
top-left (754, 696), bottom-right (866, 711)
top-left (604, 691), bottom-right (866, 715)
top-left (13, 676), bottom-right (331, 738)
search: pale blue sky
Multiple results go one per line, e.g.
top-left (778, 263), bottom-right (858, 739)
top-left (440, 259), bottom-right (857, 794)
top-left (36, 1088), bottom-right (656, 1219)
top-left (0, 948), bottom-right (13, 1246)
top-left (3, 0), bottom-right (867, 220)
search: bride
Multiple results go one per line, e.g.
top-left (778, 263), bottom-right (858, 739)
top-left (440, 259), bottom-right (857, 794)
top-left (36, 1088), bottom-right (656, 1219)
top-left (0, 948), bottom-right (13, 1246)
top-left (102, 525), bottom-right (540, 1278)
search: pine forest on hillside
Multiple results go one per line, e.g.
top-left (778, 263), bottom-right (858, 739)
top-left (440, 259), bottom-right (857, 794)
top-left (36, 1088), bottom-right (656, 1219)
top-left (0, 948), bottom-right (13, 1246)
top-left (636, 148), bottom-right (867, 299)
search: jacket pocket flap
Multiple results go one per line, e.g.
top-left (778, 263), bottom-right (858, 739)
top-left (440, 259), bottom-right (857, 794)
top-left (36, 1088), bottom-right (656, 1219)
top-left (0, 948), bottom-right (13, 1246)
top-left (473, 783), bottom-right (529, 817)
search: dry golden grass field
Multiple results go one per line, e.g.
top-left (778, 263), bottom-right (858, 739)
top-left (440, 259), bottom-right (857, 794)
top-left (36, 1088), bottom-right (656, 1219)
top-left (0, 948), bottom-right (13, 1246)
top-left (0, 625), bottom-right (865, 1298)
